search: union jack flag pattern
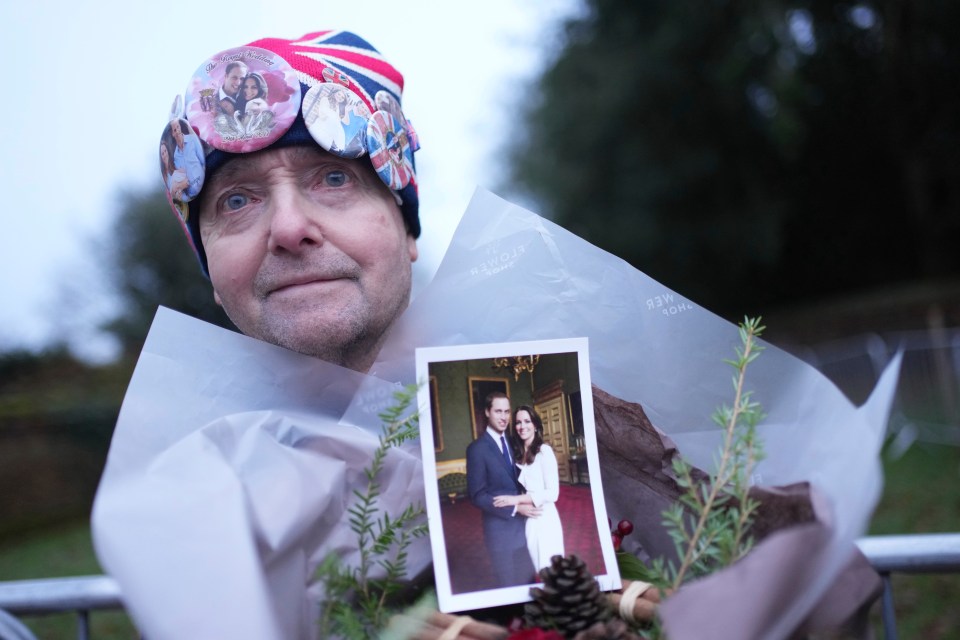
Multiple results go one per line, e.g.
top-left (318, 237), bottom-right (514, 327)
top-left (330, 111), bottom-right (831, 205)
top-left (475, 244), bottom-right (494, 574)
top-left (249, 30), bottom-right (405, 115)
top-left (367, 110), bottom-right (415, 190)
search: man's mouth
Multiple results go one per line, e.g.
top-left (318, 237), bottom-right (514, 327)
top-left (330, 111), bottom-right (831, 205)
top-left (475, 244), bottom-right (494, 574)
top-left (271, 278), bottom-right (331, 293)
top-left (265, 274), bottom-right (351, 297)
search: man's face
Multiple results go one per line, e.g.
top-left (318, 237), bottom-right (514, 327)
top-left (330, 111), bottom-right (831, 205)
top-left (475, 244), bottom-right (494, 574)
top-left (224, 65), bottom-right (245, 95)
top-left (171, 120), bottom-right (184, 149)
top-left (198, 145), bottom-right (418, 371)
top-left (485, 397), bottom-right (511, 434)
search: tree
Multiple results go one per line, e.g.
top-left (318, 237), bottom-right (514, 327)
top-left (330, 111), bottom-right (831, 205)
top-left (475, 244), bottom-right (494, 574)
top-left (99, 187), bottom-right (233, 355)
top-left (505, 0), bottom-right (960, 320)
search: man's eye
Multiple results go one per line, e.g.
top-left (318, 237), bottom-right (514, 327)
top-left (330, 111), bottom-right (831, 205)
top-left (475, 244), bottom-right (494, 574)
top-left (324, 170), bottom-right (348, 187)
top-left (225, 193), bottom-right (248, 210)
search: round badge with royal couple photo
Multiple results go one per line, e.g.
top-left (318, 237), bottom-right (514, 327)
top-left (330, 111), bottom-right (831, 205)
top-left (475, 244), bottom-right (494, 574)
top-left (184, 45), bottom-right (301, 153)
top-left (373, 90), bottom-right (404, 124)
top-left (158, 118), bottom-right (205, 207)
top-left (161, 178), bottom-right (193, 233)
top-left (302, 82), bottom-right (372, 159)
top-left (168, 94), bottom-right (183, 121)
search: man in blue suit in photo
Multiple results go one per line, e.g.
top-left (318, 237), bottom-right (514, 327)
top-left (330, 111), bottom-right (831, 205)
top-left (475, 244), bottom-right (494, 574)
top-left (466, 391), bottom-right (540, 588)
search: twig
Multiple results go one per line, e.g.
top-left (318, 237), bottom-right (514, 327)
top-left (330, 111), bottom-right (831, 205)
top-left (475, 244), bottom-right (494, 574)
top-left (671, 317), bottom-right (765, 589)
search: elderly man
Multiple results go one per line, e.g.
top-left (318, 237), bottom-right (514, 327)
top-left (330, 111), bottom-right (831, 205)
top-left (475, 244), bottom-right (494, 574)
top-left (163, 30), bottom-right (420, 371)
top-left (91, 29), bottom-right (428, 639)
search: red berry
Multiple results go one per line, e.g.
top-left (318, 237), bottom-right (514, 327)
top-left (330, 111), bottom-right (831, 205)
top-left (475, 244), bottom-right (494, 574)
top-left (617, 519), bottom-right (635, 536)
top-left (612, 532), bottom-right (622, 551)
top-left (506, 616), bottom-right (525, 632)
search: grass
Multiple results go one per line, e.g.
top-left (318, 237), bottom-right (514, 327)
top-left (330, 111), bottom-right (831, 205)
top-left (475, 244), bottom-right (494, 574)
top-left (871, 440), bottom-right (960, 534)
top-left (867, 441), bottom-right (960, 638)
top-left (0, 444), bottom-right (956, 639)
top-left (0, 520), bottom-right (137, 639)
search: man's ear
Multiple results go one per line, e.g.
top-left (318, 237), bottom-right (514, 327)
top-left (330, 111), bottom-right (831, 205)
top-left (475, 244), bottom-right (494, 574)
top-left (213, 290), bottom-right (223, 307)
top-left (407, 236), bottom-right (418, 262)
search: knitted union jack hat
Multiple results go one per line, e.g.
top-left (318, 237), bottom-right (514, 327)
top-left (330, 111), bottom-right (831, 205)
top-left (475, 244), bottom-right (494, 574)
top-left (160, 30), bottom-right (420, 274)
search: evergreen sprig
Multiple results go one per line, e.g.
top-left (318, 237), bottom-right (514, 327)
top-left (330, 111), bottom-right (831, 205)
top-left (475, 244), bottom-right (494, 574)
top-left (622, 317), bottom-right (767, 638)
top-left (318, 383), bottom-right (429, 638)
top-left (667, 317), bottom-right (766, 588)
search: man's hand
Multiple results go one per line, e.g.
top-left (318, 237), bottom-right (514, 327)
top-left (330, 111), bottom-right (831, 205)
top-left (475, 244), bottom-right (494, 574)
top-left (493, 495), bottom-right (519, 508)
top-left (517, 504), bottom-right (542, 518)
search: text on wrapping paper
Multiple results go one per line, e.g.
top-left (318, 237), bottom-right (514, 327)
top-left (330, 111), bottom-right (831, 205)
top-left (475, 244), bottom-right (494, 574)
top-left (647, 293), bottom-right (694, 316)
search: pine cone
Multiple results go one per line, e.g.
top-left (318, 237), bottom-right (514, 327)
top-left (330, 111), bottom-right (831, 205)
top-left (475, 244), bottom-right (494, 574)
top-left (523, 555), bottom-right (612, 637)
top-left (572, 618), bottom-right (643, 640)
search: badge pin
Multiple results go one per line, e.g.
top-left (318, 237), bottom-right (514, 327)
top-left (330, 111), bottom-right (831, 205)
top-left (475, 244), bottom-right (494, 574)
top-left (373, 90), bottom-right (404, 124)
top-left (168, 94), bottom-right (183, 121)
top-left (184, 46), bottom-right (301, 153)
top-left (405, 118), bottom-right (421, 152)
top-left (303, 82), bottom-right (372, 159)
top-left (159, 118), bottom-right (206, 211)
top-left (366, 110), bottom-right (414, 190)
top-left (321, 66), bottom-right (351, 86)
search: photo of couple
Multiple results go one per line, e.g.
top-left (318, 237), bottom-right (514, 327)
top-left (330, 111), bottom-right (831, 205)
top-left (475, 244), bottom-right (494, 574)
top-left (417, 339), bottom-right (619, 612)
top-left (211, 61), bottom-right (276, 140)
top-left (158, 118), bottom-right (204, 205)
top-left (302, 82), bottom-right (370, 158)
top-left (184, 45), bottom-right (301, 153)
top-left (466, 392), bottom-right (566, 587)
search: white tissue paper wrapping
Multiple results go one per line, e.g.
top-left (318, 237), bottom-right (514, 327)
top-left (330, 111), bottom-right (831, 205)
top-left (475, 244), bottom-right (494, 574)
top-left (377, 189), bottom-right (899, 638)
top-left (91, 308), bottom-right (428, 640)
top-left (92, 187), bottom-right (898, 639)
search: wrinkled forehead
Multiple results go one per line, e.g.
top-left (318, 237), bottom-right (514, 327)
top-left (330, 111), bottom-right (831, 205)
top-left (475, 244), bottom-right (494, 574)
top-left (209, 145), bottom-right (361, 183)
top-left (208, 145), bottom-right (313, 182)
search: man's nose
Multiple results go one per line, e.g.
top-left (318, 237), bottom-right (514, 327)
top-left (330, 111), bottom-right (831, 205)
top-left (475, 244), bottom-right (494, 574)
top-left (266, 188), bottom-right (324, 254)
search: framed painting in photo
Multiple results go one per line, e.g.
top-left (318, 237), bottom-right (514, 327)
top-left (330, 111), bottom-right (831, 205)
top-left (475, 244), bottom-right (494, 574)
top-left (430, 375), bottom-right (443, 453)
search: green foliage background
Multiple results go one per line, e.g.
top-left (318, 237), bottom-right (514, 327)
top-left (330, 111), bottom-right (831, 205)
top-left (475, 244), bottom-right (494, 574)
top-left (99, 188), bottom-right (235, 354)
top-left (506, 0), bottom-right (960, 322)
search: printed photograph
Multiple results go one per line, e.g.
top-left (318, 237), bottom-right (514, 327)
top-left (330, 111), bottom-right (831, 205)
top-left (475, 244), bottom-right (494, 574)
top-left (302, 82), bottom-right (371, 158)
top-left (158, 118), bottom-right (204, 206)
top-left (185, 45), bottom-right (301, 153)
top-left (416, 338), bottom-right (620, 613)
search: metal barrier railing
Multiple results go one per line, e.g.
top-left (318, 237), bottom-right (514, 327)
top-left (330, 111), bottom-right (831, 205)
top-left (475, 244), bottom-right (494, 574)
top-left (855, 533), bottom-right (960, 640)
top-left (1, 533), bottom-right (958, 639)
top-left (0, 575), bottom-right (123, 640)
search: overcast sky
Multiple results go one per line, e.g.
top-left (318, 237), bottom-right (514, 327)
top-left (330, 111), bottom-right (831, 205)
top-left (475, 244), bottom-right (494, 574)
top-left (0, 0), bottom-right (581, 358)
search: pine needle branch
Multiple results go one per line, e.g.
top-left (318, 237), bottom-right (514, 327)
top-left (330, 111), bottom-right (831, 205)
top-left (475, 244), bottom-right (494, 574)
top-left (318, 382), bottom-right (427, 638)
top-left (668, 316), bottom-right (766, 589)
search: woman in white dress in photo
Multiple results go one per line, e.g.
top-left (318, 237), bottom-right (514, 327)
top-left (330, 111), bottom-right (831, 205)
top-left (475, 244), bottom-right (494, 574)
top-left (493, 405), bottom-right (565, 571)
